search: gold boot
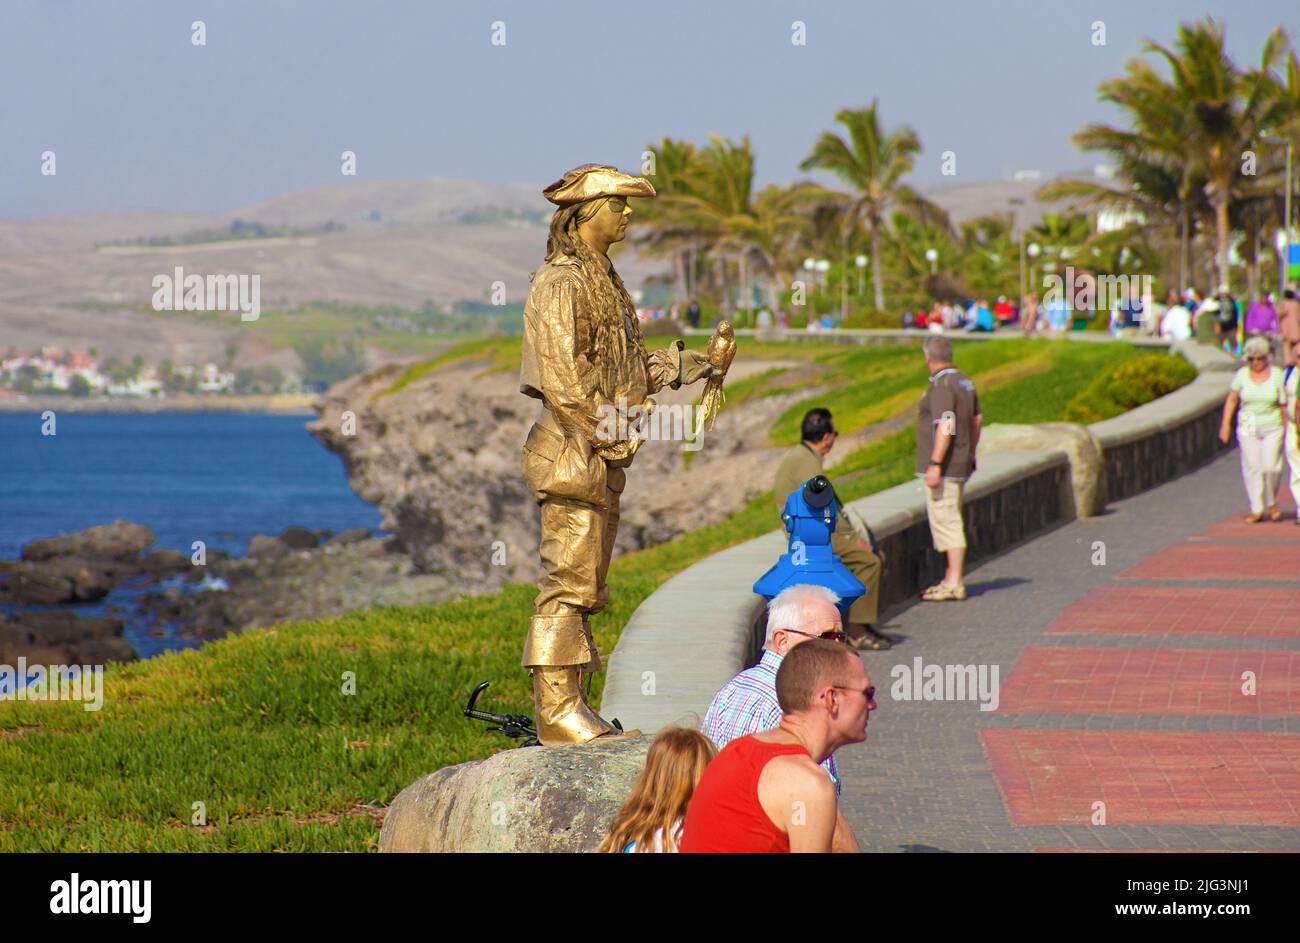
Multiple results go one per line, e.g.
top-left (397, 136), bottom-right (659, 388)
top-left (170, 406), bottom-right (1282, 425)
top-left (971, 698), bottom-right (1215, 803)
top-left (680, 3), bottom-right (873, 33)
top-left (531, 666), bottom-right (638, 745)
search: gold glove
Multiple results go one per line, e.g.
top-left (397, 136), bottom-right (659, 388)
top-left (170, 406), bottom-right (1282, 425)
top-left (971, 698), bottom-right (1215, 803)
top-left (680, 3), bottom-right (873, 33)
top-left (679, 349), bottom-right (715, 386)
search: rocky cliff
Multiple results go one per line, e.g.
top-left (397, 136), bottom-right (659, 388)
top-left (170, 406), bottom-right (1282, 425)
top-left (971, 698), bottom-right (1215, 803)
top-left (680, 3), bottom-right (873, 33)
top-left (307, 349), bottom-right (804, 597)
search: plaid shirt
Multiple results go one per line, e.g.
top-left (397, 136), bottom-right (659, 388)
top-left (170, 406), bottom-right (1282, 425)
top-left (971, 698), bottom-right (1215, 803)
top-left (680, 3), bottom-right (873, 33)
top-left (701, 649), bottom-right (841, 795)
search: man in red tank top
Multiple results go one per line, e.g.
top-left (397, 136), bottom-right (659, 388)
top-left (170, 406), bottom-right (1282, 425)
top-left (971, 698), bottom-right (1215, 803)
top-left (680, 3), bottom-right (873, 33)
top-left (681, 639), bottom-right (875, 852)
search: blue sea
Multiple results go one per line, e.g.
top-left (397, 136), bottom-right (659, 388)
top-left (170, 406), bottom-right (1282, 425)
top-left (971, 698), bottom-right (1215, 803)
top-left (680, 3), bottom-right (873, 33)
top-left (0, 410), bottom-right (384, 657)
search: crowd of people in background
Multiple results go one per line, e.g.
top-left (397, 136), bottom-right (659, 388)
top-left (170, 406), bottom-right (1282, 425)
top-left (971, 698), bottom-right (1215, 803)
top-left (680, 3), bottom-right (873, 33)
top-left (901, 285), bottom-right (1300, 359)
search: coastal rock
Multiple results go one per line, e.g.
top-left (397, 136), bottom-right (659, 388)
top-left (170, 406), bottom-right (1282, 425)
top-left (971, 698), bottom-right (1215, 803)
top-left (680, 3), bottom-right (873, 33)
top-left (245, 534), bottom-right (290, 560)
top-left (379, 736), bottom-right (649, 853)
top-left (0, 611), bottom-right (132, 665)
top-left (20, 520), bottom-right (155, 563)
top-left (141, 548), bottom-right (192, 579)
top-left (3, 611), bottom-right (124, 645)
top-left (308, 354), bottom-right (803, 597)
top-left (75, 637), bottom-right (137, 665)
top-left (0, 557), bottom-right (119, 604)
top-left (327, 527), bottom-right (372, 546)
top-left (278, 527), bottom-right (320, 550)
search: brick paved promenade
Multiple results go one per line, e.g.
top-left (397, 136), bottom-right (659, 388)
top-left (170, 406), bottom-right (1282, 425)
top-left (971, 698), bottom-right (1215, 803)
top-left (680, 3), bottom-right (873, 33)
top-left (836, 449), bottom-right (1300, 852)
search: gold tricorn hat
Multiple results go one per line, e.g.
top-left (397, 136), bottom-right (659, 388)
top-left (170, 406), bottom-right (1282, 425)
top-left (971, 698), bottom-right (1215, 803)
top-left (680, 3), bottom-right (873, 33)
top-left (542, 163), bottom-right (656, 206)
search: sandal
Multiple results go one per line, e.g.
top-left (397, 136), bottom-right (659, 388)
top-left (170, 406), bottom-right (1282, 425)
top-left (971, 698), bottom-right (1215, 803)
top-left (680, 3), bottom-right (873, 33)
top-left (922, 583), bottom-right (967, 601)
top-left (846, 629), bottom-right (892, 651)
top-left (1244, 513), bottom-right (1263, 523)
top-left (1269, 507), bottom-right (1282, 522)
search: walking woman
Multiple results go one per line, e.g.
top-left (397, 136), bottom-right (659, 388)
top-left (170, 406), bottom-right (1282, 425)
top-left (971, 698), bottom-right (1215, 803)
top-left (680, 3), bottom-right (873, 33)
top-left (1220, 336), bottom-right (1287, 522)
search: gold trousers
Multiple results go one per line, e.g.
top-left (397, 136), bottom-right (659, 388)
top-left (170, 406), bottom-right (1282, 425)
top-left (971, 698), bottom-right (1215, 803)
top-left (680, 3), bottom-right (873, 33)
top-left (523, 460), bottom-right (625, 669)
top-left (830, 532), bottom-right (885, 626)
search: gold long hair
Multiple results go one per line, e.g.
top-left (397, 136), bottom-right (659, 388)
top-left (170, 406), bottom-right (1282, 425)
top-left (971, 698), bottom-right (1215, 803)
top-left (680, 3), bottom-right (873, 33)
top-left (540, 197), bottom-right (647, 401)
top-left (597, 727), bottom-right (717, 853)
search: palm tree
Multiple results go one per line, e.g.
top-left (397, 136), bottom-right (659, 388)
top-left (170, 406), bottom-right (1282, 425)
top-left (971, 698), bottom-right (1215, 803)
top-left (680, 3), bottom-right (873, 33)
top-left (1146, 18), bottom-right (1291, 290)
top-left (800, 101), bottom-right (947, 311)
top-left (655, 134), bottom-right (759, 316)
top-left (632, 138), bottom-right (701, 301)
top-left (1038, 57), bottom-right (1206, 289)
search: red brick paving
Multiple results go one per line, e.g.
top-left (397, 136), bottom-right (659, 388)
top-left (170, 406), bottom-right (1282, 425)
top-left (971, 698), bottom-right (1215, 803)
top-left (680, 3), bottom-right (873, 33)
top-left (987, 508), bottom-right (1300, 841)
top-left (982, 729), bottom-right (1300, 826)
top-left (1045, 586), bottom-right (1300, 638)
top-left (1196, 518), bottom-right (1300, 541)
top-left (997, 646), bottom-right (1300, 715)
top-left (1120, 544), bottom-right (1300, 581)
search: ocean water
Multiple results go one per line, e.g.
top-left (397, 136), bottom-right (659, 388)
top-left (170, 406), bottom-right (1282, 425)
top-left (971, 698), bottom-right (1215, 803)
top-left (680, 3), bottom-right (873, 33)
top-left (0, 410), bottom-right (381, 559)
top-left (0, 410), bottom-right (385, 658)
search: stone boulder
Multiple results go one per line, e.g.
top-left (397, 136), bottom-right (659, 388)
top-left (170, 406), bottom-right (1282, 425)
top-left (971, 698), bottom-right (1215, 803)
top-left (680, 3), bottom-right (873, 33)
top-left (20, 520), bottom-right (155, 563)
top-left (379, 736), bottom-right (650, 853)
top-left (245, 534), bottom-right (290, 560)
top-left (977, 422), bottom-right (1104, 518)
top-left (278, 527), bottom-right (320, 550)
top-left (0, 557), bottom-right (119, 604)
top-left (141, 548), bottom-right (192, 580)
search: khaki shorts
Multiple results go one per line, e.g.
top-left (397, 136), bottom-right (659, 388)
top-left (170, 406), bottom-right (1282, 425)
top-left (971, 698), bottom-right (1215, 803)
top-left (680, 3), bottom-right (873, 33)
top-left (926, 479), bottom-right (966, 551)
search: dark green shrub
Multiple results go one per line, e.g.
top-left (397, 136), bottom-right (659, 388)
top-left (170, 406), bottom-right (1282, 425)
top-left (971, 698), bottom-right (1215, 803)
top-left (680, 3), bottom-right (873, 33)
top-left (1062, 352), bottom-right (1197, 423)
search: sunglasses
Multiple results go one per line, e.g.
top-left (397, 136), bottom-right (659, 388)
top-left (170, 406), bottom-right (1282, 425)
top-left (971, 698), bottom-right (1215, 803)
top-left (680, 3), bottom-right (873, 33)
top-left (1247, 356), bottom-right (1267, 362)
top-left (832, 684), bottom-right (877, 703)
top-left (783, 628), bottom-right (848, 643)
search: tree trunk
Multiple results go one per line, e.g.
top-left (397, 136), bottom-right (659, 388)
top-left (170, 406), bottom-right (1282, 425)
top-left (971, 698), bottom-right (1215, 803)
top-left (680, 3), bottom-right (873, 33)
top-left (1178, 204), bottom-right (1189, 292)
top-left (1214, 182), bottom-right (1230, 292)
top-left (871, 226), bottom-right (884, 311)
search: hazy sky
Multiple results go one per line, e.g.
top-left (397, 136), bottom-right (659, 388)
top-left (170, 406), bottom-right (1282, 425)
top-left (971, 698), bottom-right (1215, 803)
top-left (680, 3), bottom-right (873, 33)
top-left (2, 0), bottom-right (1296, 218)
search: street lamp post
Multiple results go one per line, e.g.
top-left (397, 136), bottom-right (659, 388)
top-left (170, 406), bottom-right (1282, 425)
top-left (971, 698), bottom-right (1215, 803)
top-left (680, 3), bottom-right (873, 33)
top-left (1284, 138), bottom-right (1294, 294)
top-left (855, 254), bottom-right (868, 297)
top-left (1019, 233), bottom-right (1027, 309)
top-left (802, 258), bottom-right (816, 320)
top-left (925, 247), bottom-right (938, 276)
top-left (816, 259), bottom-right (831, 322)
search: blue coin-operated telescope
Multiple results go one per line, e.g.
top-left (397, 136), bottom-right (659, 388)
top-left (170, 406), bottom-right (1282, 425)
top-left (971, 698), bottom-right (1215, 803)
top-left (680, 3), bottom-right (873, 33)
top-left (753, 475), bottom-right (864, 619)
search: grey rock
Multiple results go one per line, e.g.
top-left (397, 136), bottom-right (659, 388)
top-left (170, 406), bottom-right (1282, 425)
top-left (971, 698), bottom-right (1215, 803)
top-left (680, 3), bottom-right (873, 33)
top-left (73, 637), bottom-right (137, 665)
top-left (327, 527), bottom-right (372, 546)
top-left (0, 557), bottom-right (118, 604)
top-left (978, 422), bottom-right (1104, 518)
top-left (379, 736), bottom-right (650, 852)
top-left (141, 548), bottom-right (191, 579)
top-left (245, 534), bottom-right (290, 560)
top-left (20, 520), bottom-right (155, 563)
top-left (278, 527), bottom-right (320, 550)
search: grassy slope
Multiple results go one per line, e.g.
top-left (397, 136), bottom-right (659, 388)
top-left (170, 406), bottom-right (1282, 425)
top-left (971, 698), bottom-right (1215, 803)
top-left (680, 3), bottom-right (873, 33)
top-left (0, 336), bottom-right (1144, 851)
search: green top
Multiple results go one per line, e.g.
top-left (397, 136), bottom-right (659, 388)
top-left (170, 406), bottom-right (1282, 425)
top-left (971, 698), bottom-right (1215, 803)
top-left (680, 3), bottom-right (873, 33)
top-left (1231, 366), bottom-right (1285, 431)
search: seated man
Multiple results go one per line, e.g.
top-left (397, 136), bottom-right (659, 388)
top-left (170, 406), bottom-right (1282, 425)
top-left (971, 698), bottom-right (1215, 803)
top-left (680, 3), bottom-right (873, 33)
top-left (773, 408), bottom-right (890, 649)
top-left (683, 638), bottom-right (876, 853)
top-left (702, 584), bottom-right (859, 851)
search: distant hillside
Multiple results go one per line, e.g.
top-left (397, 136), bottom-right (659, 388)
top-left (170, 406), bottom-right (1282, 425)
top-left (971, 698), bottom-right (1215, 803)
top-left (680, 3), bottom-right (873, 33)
top-left (0, 173), bottom-right (1094, 368)
top-left (227, 177), bottom-right (548, 230)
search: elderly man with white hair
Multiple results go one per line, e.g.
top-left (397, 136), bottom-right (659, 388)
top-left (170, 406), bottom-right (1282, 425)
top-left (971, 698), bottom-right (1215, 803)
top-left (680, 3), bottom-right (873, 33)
top-left (701, 583), bottom-right (861, 852)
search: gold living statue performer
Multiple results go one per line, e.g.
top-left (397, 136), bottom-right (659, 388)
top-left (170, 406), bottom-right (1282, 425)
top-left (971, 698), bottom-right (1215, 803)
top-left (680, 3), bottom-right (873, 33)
top-left (519, 163), bottom-right (732, 745)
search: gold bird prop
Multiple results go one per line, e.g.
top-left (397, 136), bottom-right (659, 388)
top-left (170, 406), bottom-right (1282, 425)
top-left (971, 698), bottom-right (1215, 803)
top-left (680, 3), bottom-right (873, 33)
top-left (696, 319), bottom-right (736, 434)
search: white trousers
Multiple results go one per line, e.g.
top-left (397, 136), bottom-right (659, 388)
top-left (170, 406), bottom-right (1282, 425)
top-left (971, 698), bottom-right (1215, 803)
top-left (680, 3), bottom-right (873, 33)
top-left (1287, 424), bottom-right (1300, 514)
top-left (1238, 424), bottom-right (1284, 514)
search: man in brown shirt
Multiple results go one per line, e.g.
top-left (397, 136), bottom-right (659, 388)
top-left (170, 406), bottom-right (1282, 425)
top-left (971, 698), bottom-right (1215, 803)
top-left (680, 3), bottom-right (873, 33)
top-left (772, 408), bottom-right (890, 649)
top-left (915, 335), bottom-right (981, 601)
